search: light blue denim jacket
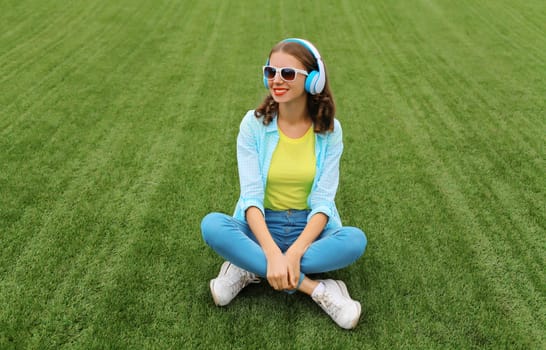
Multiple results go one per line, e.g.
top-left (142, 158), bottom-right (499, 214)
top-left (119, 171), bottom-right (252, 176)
top-left (233, 110), bottom-right (343, 229)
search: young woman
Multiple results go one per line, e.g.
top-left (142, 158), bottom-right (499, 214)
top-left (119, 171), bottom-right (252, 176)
top-left (201, 38), bottom-right (367, 329)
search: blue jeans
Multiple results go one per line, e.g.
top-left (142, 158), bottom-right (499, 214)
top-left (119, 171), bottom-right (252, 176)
top-left (201, 209), bottom-right (367, 286)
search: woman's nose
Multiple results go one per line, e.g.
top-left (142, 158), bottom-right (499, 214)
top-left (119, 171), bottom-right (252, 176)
top-left (273, 71), bottom-right (283, 84)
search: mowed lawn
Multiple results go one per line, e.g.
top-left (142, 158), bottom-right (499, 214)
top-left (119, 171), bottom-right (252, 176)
top-left (1, 0), bottom-right (544, 349)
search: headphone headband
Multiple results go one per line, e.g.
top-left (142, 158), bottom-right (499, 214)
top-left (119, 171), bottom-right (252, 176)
top-left (282, 38), bottom-right (322, 60)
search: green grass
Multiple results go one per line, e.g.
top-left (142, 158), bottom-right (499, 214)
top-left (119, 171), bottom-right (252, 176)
top-left (1, 0), bottom-right (544, 348)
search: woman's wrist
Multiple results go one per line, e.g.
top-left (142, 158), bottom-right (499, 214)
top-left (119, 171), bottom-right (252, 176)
top-left (264, 245), bottom-right (283, 259)
top-left (286, 244), bottom-right (306, 259)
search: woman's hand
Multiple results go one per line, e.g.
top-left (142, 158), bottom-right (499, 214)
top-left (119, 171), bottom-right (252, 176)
top-left (283, 213), bottom-right (328, 289)
top-left (265, 251), bottom-right (291, 290)
top-left (285, 248), bottom-right (303, 289)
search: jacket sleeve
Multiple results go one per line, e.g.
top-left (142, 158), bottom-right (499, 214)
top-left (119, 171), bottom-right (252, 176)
top-left (236, 111), bottom-right (265, 216)
top-left (308, 119), bottom-right (343, 220)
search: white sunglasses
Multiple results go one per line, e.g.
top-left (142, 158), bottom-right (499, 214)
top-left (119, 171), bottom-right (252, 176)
top-left (263, 65), bottom-right (308, 82)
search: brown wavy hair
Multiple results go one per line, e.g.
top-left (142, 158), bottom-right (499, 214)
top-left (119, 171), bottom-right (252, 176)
top-left (254, 40), bottom-right (336, 134)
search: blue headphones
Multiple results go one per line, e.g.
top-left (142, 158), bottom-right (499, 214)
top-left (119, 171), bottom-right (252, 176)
top-left (263, 38), bottom-right (326, 95)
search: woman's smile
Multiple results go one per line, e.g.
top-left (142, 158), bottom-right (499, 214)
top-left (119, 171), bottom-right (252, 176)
top-left (273, 87), bottom-right (288, 96)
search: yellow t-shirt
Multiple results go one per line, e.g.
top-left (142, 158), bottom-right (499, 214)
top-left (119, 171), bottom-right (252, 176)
top-left (264, 126), bottom-right (316, 210)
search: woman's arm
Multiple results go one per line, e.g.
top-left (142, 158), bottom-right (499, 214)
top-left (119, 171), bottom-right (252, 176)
top-left (236, 112), bottom-right (266, 215)
top-left (307, 119), bottom-right (343, 221)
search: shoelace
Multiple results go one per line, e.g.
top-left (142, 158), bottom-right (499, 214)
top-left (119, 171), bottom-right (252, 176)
top-left (314, 291), bottom-right (342, 318)
top-left (226, 270), bottom-right (260, 292)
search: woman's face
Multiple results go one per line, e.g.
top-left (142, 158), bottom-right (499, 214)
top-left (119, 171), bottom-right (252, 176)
top-left (266, 51), bottom-right (308, 105)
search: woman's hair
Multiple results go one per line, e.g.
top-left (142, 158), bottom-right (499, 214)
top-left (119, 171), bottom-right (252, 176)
top-left (254, 40), bottom-right (336, 133)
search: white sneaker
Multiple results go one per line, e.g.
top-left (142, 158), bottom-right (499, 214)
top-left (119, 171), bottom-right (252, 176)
top-left (209, 262), bottom-right (260, 306)
top-left (311, 279), bottom-right (362, 329)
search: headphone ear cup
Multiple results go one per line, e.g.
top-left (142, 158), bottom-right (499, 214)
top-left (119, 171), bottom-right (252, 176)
top-left (263, 58), bottom-right (270, 90)
top-left (305, 70), bottom-right (320, 95)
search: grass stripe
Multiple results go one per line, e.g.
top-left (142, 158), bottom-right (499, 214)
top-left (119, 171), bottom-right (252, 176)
top-left (0, 2), bottom-right (108, 85)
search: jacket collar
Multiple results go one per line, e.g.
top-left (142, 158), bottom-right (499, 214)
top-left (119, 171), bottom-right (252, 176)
top-left (265, 116), bottom-right (278, 133)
